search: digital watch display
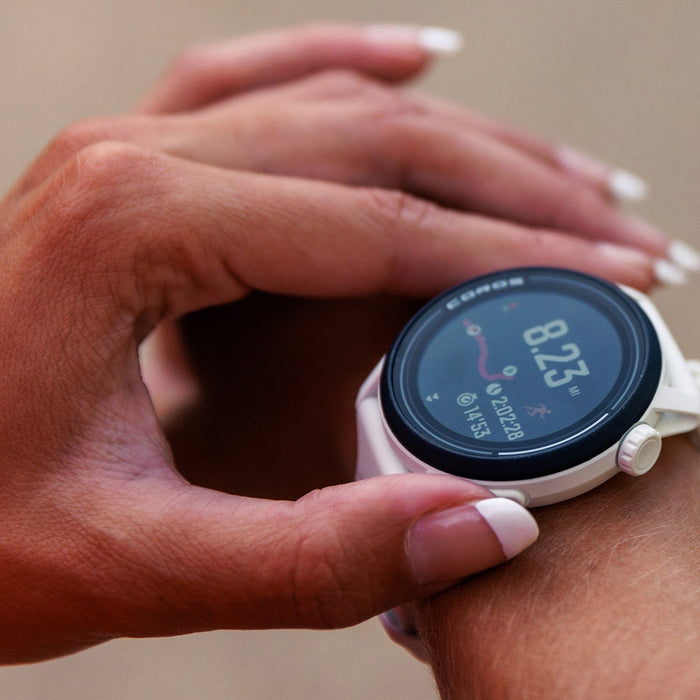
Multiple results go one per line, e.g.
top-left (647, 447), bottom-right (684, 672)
top-left (380, 268), bottom-right (662, 481)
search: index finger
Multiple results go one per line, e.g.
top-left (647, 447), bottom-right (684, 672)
top-left (135, 22), bottom-right (460, 114)
top-left (20, 143), bottom-right (654, 328)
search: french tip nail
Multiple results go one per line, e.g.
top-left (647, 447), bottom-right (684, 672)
top-left (474, 498), bottom-right (539, 559)
top-left (365, 24), bottom-right (463, 55)
top-left (668, 240), bottom-right (700, 272)
top-left (408, 497), bottom-right (537, 586)
top-left (654, 258), bottom-right (688, 287)
top-left (557, 146), bottom-right (649, 202)
top-left (609, 169), bottom-right (649, 203)
top-left (417, 26), bottom-right (464, 54)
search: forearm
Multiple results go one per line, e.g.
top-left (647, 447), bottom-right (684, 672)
top-left (412, 436), bottom-right (700, 699)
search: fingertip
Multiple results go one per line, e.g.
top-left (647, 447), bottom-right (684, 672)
top-left (406, 496), bottom-right (537, 587)
top-left (594, 242), bottom-right (657, 290)
top-left (668, 239), bottom-right (700, 273)
top-left (364, 24), bottom-right (464, 56)
top-left (653, 258), bottom-right (688, 287)
top-left (557, 145), bottom-right (649, 204)
top-left (377, 498), bottom-right (538, 662)
top-left (608, 169), bottom-right (649, 203)
top-left (473, 498), bottom-right (539, 560)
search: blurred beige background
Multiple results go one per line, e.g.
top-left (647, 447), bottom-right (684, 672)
top-left (1, 1), bottom-right (698, 698)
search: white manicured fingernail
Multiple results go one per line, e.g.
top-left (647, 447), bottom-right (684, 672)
top-left (417, 27), bottom-right (463, 54)
top-left (473, 498), bottom-right (539, 560)
top-left (365, 24), bottom-right (463, 55)
top-left (609, 169), bottom-right (649, 203)
top-left (408, 498), bottom-right (538, 585)
top-left (557, 146), bottom-right (648, 202)
top-left (654, 258), bottom-right (688, 286)
top-left (668, 240), bottom-right (700, 272)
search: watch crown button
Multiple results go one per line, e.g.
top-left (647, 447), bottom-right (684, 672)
top-left (488, 488), bottom-right (530, 507)
top-left (617, 423), bottom-right (662, 476)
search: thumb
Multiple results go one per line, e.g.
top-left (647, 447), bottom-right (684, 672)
top-left (120, 475), bottom-right (538, 634)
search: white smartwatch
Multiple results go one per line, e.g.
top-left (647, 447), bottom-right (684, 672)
top-left (355, 267), bottom-right (700, 507)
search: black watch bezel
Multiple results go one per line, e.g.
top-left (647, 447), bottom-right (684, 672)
top-left (380, 267), bottom-right (662, 482)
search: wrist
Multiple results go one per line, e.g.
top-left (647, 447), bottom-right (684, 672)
top-left (411, 436), bottom-right (700, 698)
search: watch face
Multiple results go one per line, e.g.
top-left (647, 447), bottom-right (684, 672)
top-left (380, 268), bottom-right (662, 481)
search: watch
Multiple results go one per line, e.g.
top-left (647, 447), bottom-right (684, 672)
top-left (355, 267), bottom-right (700, 507)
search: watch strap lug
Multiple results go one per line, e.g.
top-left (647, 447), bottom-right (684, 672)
top-left (624, 285), bottom-right (700, 436)
top-left (651, 384), bottom-right (700, 436)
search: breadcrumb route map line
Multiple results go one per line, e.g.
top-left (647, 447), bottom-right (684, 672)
top-left (462, 318), bottom-right (515, 382)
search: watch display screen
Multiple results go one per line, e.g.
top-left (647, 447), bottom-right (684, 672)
top-left (380, 268), bottom-right (662, 481)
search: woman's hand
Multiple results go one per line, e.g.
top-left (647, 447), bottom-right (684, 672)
top-left (0, 23), bottom-right (688, 664)
top-left (124, 23), bottom-right (683, 485)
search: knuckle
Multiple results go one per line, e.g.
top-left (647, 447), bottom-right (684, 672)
top-left (72, 140), bottom-right (154, 182)
top-left (33, 118), bottom-right (117, 182)
top-left (47, 119), bottom-right (110, 157)
top-left (301, 68), bottom-right (427, 130)
top-left (284, 491), bottom-right (369, 629)
top-left (359, 188), bottom-right (440, 292)
top-left (31, 142), bottom-right (167, 277)
top-left (58, 142), bottom-right (157, 222)
top-left (363, 187), bottom-right (438, 232)
top-left (373, 90), bottom-right (428, 125)
top-left (307, 68), bottom-right (426, 122)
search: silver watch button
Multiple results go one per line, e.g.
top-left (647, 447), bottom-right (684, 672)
top-left (617, 423), bottom-right (662, 476)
